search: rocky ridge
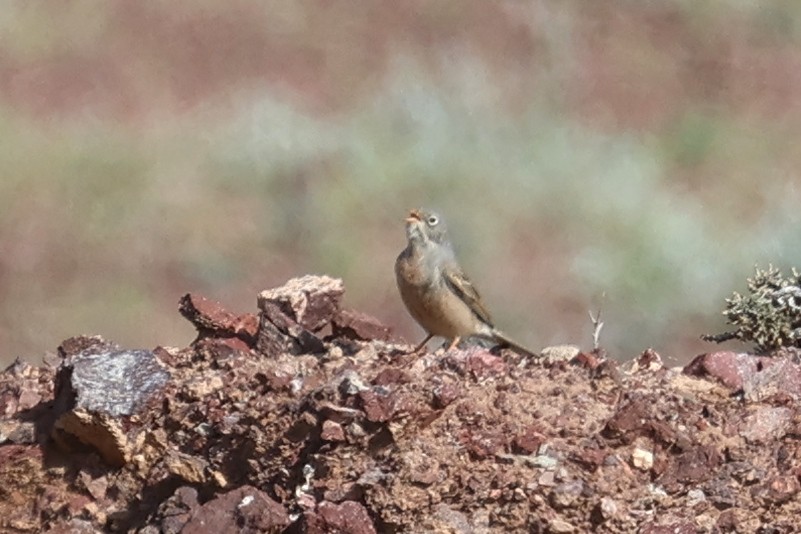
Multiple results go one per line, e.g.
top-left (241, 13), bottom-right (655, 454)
top-left (1, 275), bottom-right (800, 533)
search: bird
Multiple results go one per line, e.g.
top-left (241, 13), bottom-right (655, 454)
top-left (394, 208), bottom-right (537, 358)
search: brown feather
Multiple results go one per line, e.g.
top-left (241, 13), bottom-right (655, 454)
top-left (442, 267), bottom-right (494, 327)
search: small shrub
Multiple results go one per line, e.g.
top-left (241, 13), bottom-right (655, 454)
top-left (703, 265), bottom-right (801, 353)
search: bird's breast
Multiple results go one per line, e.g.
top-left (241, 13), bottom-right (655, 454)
top-left (395, 248), bottom-right (484, 338)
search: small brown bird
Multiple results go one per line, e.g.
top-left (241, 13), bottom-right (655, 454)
top-left (394, 208), bottom-right (537, 357)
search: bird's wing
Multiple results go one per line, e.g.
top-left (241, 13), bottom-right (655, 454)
top-left (442, 266), bottom-right (494, 326)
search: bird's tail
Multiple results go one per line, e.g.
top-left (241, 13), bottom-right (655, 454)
top-left (491, 329), bottom-right (539, 359)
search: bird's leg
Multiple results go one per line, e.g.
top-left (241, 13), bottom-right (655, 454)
top-left (446, 336), bottom-right (462, 352)
top-left (412, 334), bottom-right (434, 353)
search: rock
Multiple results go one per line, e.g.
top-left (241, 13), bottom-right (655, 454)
top-left (164, 450), bottom-right (209, 484)
top-left (0, 419), bottom-right (36, 444)
top-left (179, 293), bottom-right (259, 344)
top-left (51, 346), bottom-right (170, 466)
top-left (629, 348), bottom-right (663, 372)
top-left (631, 447), bottom-right (654, 470)
top-left (57, 335), bottom-right (119, 358)
top-left (686, 489), bottom-right (706, 506)
top-left (332, 309), bottom-right (392, 342)
top-left (739, 406), bottom-right (793, 444)
top-left (716, 507), bottom-right (761, 531)
top-left (258, 275), bottom-right (344, 332)
top-left (659, 446), bottom-right (721, 492)
top-left (43, 518), bottom-right (98, 534)
top-left (683, 351), bottom-right (770, 390)
top-left (549, 518), bottom-right (575, 533)
top-left (432, 503), bottom-right (474, 532)
top-left (602, 399), bottom-right (650, 443)
top-left (358, 388), bottom-right (395, 423)
top-left (155, 486), bottom-right (199, 534)
top-left (321, 420), bottom-right (346, 442)
top-left (432, 382), bottom-right (461, 409)
top-left (409, 465), bottom-right (439, 486)
top-left (17, 389), bottom-right (42, 411)
top-left (538, 470), bottom-right (557, 487)
top-left (55, 347), bottom-right (169, 418)
top-left (742, 357), bottom-right (801, 401)
top-left (372, 367), bottom-right (409, 387)
top-left (752, 475), bottom-right (800, 505)
top-left (77, 471), bottom-right (108, 501)
top-left (686, 350), bottom-right (801, 400)
top-left (640, 522), bottom-right (696, 534)
top-left (257, 276), bottom-right (341, 355)
top-left (540, 345), bottom-right (580, 364)
top-left (181, 485), bottom-right (289, 534)
top-left (513, 425), bottom-right (545, 454)
top-left (305, 500), bottom-right (377, 534)
top-left (53, 409), bottom-right (130, 466)
top-left (461, 427), bottom-right (508, 459)
top-left (598, 497), bottom-right (618, 520)
top-left (443, 347), bottom-right (507, 378)
top-left (550, 480), bottom-right (584, 509)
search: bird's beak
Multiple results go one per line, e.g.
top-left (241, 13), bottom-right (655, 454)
top-left (406, 209), bottom-right (423, 223)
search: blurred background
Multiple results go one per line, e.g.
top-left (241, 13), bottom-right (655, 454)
top-left (3, 1), bottom-right (801, 367)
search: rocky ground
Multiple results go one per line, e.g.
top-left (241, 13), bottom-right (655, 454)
top-left (1, 275), bottom-right (801, 533)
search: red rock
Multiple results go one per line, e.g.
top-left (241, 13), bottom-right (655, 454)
top-left (602, 399), bottom-right (649, 443)
top-left (742, 357), bottom-right (801, 400)
top-left (358, 389), bottom-right (395, 423)
top-left (157, 486), bottom-right (199, 533)
top-left (258, 275), bottom-right (344, 333)
top-left (440, 347), bottom-right (507, 378)
top-left (683, 351), bottom-right (766, 390)
top-left (305, 500), bottom-right (377, 534)
top-left (716, 509), bottom-right (738, 530)
top-left (78, 471), bottom-right (108, 501)
top-left (716, 508), bottom-right (760, 531)
top-left (181, 485), bottom-right (289, 534)
top-left (571, 447), bottom-right (606, 471)
top-left (753, 475), bottom-right (800, 504)
top-left (321, 420), bottom-right (346, 442)
top-left (372, 368), bottom-right (408, 386)
top-left (258, 298), bottom-right (327, 355)
top-left (432, 383), bottom-right (461, 409)
top-left (332, 309), bottom-right (392, 342)
top-left (740, 406), bottom-right (793, 444)
top-left (57, 336), bottom-right (119, 358)
top-left (512, 426), bottom-right (545, 454)
top-left (17, 389), bottom-right (42, 410)
top-left (179, 293), bottom-right (258, 343)
top-left (574, 351), bottom-right (604, 369)
top-left (460, 428), bottom-right (508, 459)
top-left (659, 445), bottom-right (721, 491)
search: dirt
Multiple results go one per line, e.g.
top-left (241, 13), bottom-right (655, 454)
top-left (1, 275), bottom-right (801, 533)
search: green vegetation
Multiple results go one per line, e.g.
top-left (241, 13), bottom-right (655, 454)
top-left (704, 266), bottom-right (801, 353)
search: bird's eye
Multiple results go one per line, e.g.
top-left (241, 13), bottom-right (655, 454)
top-left (427, 215), bottom-right (439, 226)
